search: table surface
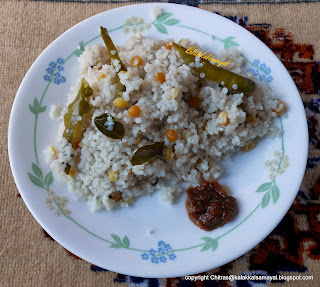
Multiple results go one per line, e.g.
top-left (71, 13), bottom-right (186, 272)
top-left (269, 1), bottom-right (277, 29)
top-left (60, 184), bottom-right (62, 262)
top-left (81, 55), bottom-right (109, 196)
top-left (1, 0), bottom-right (320, 286)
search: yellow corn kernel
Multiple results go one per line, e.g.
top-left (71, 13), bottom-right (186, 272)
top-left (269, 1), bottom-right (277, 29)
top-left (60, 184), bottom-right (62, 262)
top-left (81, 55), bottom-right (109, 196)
top-left (68, 168), bottom-right (75, 177)
top-left (163, 148), bottom-right (172, 161)
top-left (217, 111), bottom-right (229, 125)
top-left (119, 70), bottom-right (126, 74)
top-left (246, 114), bottom-right (257, 123)
top-left (273, 101), bottom-right (285, 115)
top-left (50, 146), bottom-right (57, 157)
top-left (242, 140), bottom-right (256, 152)
top-left (113, 98), bottom-right (129, 108)
top-left (135, 133), bottom-right (142, 145)
top-left (101, 73), bottom-right (106, 78)
top-left (109, 171), bottom-right (119, 182)
top-left (181, 129), bottom-right (192, 141)
top-left (169, 88), bottom-right (179, 99)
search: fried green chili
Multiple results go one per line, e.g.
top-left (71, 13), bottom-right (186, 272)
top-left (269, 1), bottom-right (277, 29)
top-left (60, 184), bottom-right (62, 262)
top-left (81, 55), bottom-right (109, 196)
top-left (100, 26), bottom-right (126, 97)
top-left (172, 42), bottom-right (256, 93)
top-left (63, 77), bottom-right (93, 149)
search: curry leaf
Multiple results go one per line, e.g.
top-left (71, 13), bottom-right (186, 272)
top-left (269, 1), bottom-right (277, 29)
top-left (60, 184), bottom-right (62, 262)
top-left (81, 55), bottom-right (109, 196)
top-left (154, 23), bottom-right (168, 34)
top-left (130, 142), bottom-right (165, 166)
top-left (94, 113), bottom-right (125, 140)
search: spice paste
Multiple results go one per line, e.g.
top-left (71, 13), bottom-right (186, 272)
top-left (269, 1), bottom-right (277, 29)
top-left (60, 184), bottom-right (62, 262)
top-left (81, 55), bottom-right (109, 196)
top-left (186, 181), bottom-right (238, 231)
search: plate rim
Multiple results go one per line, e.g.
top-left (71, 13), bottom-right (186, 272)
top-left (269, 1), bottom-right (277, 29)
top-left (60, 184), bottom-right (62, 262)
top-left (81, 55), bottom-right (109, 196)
top-left (8, 2), bottom-right (309, 278)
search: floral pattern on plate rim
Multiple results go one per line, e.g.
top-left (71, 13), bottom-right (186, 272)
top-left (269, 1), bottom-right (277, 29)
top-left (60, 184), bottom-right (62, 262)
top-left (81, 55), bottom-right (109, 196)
top-left (26, 13), bottom-right (287, 264)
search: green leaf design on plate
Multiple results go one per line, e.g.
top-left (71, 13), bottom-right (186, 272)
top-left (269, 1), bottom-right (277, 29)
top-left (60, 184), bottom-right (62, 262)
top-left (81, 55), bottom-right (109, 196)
top-left (256, 182), bottom-right (273, 193)
top-left (32, 163), bottom-right (43, 179)
top-left (163, 19), bottom-right (180, 26)
top-left (154, 23), bottom-right (168, 34)
top-left (155, 13), bottom-right (172, 22)
top-left (29, 98), bottom-right (46, 115)
top-left (37, 106), bottom-right (47, 113)
top-left (200, 237), bottom-right (218, 252)
top-left (111, 234), bottom-right (122, 244)
top-left (223, 37), bottom-right (240, 50)
top-left (123, 236), bottom-right (130, 248)
top-left (75, 41), bottom-right (85, 57)
top-left (28, 172), bottom-right (44, 188)
top-left (261, 191), bottom-right (271, 208)
top-left (110, 234), bottom-right (130, 249)
top-left (45, 172), bottom-right (53, 189)
top-left (271, 183), bottom-right (280, 204)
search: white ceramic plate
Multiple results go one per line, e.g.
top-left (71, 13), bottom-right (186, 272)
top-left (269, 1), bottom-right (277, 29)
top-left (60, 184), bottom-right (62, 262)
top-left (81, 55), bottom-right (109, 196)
top-left (9, 3), bottom-right (308, 278)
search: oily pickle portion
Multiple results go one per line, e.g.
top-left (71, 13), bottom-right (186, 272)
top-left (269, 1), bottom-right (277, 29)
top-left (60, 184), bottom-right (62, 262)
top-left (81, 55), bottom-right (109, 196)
top-left (186, 181), bottom-right (238, 231)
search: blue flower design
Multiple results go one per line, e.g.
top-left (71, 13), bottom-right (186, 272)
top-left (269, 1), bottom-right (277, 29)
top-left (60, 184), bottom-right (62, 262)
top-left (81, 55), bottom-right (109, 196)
top-left (164, 244), bottom-right (172, 251)
top-left (151, 257), bottom-right (159, 264)
top-left (248, 58), bottom-right (273, 83)
top-left (266, 76), bottom-right (273, 83)
top-left (253, 69), bottom-right (259, 77)
top-left (143, 241), bottom-right (175, 264)
top-left (57, 65), bottom-right (64, 72)
top-left (54, 78), bottom-right (61, 85)
top-left (265, 67), bottom-right (271, 75)
top-left (159, 256), bottom-right (167, 263)
top-left (49, 61), bottom-right (56, 68)
top-left (141, 253), bottom-right (149, 260)
top-left (260, 63), bottom-right (267, 71)
top-left (253, 59), bottom-right (260, 66)
top-left (259, 74), bottom-right (266, 81)
top-left (44, 58), bottom-right (66, 85)
top-left (46, 67), bottom-right (53, 74)
top-left (148, 248), bottom-right (156, 256)
top-left (158, 241), bottom-right (165, 247)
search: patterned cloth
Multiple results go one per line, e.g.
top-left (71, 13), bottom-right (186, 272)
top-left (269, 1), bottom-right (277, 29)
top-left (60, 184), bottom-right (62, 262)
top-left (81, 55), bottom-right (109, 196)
top-left (1, 0), bottom-right (320, 286)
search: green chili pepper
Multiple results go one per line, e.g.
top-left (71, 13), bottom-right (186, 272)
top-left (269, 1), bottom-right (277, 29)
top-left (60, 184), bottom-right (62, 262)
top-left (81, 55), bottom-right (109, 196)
top-left (100, 26), bottom-right (127, 97)
top-left (63, 77), bottom-right (93, 149)
top-left (172, 42), bottom-right (255, 93)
